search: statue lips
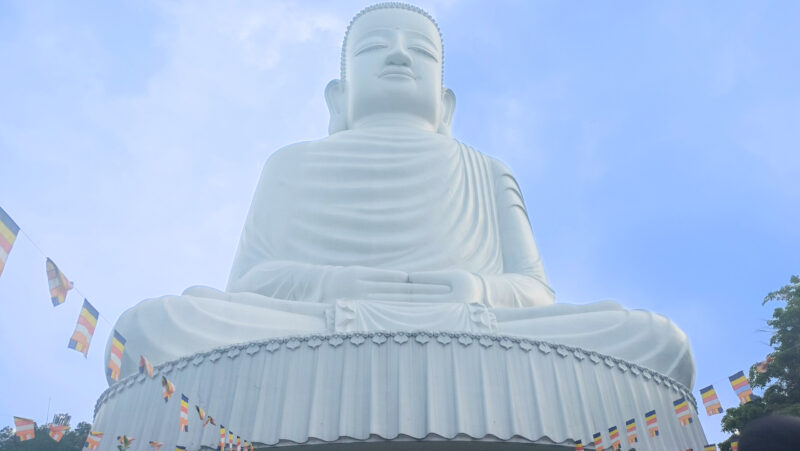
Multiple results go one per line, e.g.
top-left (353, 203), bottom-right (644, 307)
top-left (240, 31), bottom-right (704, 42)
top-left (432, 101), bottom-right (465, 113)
top-left (379, 67), bottom-right (415, 80)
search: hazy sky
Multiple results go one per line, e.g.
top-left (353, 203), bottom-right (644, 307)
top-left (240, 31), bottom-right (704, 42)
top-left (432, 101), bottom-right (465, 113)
top-left (1, 0), bottom-right (798, 446)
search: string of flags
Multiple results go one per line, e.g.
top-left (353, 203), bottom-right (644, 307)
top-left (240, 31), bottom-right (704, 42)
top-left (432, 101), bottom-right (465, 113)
top-left (4, 204), bottom-right (262, 449)
top-left (0, 203), bottom-right (780, 449)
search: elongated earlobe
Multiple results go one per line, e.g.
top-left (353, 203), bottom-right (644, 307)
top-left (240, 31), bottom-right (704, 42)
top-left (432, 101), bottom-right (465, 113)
top-left (438, 88), bottom-right (456, 136)
top-left (325, 79), bottom-right (348, 134)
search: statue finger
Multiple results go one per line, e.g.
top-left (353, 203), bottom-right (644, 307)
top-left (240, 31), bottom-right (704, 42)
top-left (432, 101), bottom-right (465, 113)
top-left (362, 281), bottom-right (448, 295)
top-left (365, 292), bottom-right (451, 303)
top-left (356, 267), bottom-right (409, 283)
top-left (408, 270), bottom-right (453, 286)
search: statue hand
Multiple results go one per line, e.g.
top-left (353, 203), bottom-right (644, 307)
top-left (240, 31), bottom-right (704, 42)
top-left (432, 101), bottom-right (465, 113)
top-left (404, 270), bottom-right (485, 304)
top-left (323, 266), bottom-right (410, 302)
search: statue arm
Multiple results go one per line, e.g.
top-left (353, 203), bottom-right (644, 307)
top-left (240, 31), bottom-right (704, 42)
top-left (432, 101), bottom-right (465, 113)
top-left (483, 159), bottom-right (555, 308)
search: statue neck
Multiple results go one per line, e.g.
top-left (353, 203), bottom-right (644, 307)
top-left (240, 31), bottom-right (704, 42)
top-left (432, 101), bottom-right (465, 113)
top-left (350, 113), bottom-right (437, 133)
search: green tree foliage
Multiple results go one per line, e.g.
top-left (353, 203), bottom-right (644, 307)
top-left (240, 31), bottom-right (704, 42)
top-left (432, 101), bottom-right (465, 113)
top-left (0, 421), bottom-right (90, 451)
top-left (718, 275), bottom-right (800, 450)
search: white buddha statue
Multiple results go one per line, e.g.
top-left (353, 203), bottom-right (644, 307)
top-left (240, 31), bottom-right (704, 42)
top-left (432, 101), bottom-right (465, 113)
top-left (108, 3), bottom-right (695, 389)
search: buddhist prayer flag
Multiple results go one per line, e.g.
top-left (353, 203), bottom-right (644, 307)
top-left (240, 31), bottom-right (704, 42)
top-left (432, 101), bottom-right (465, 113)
top-left (218, 425), bottom-right (226, 451)
top-left (243, 441), bottom-right (249, 450)
top-left (46, 258), bottom-right (73, 306)
top-left (0, 206), bottom-right (20, 278)
top-left (673, 397), bottom-right (693, 425)
top-left (204, 415), bottom-right (216, 427)
top-left (704, 445), bottom-right (717, 451)
top-left (731, 440), bottom-right (739, 450)
top-left (149, 441), bottom-right (163, 450)
top-left (48, 424), bottom-right (69, 442)
top-left (140, 355), bottom-right (154, 378)
top-left (592, 432), bottom-right (603, 450)
top-left (645, 409), bottom-right (659, 437)
top-left (107, 330), bottom-right (126, 382)
top-left (117, 435), bottom-right (135, 450)
top-left (176, 447), bottom-right (186, 451)
top-left (700, 385), bottom-right (724, 416)
top-left (729, 370), bottom-right (753, 404)
top-left (625, 418), bottom-right (638, 444)
top-left (84, 431), bottom-right (104, 450)
top-left (13, 417), bottom-right (35, 441)
top-left (162, 376), bottom-right (176, 402)
top-left (179, 394), bottom-right (189, 432)
top-left (756, 357), bottom-right (774, 373)
top-left (608, 426), bottom-right (620, 449)
top-left (574, 439), bottom-right (583, 451)
top-left (237, 436), bottom-right (242, 450)
top-left (229, 430), bottom-right (234, 445)
top-left (68, 299), bottom-right (99, 357)
top-left (196, 405), bottom-right (206, 420)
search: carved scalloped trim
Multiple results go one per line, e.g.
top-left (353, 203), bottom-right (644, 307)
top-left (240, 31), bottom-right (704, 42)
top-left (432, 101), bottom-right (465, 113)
top-left (94, 331), bottom-right (696, 417)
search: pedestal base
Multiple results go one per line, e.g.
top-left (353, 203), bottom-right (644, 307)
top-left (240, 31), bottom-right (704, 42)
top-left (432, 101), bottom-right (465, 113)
top-left (93, 332), bottom-right (707, 450)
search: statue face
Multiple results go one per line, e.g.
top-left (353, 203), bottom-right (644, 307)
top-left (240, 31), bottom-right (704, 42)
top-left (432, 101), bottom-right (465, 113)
top-left (344, 8), bottom-right (444, 130)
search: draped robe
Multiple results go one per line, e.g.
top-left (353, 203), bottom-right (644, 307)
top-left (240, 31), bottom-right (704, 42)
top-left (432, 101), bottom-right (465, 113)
top-left (107, 128), bottom-right (695, 388)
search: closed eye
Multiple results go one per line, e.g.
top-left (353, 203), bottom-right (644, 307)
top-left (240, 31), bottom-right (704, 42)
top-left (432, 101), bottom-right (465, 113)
top-left (354, 43), bottom-right (388, 56)
top-left (409, 46), bottom-right (438, 61)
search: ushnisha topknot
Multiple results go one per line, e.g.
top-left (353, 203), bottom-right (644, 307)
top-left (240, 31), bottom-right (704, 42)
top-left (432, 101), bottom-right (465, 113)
top-left (340, 2), bottom-right (444, 84)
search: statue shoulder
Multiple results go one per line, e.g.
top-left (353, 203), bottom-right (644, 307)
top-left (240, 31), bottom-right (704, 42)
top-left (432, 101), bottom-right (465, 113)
top-left (262, 141), bottom-right (315, 172)
top-left (484, 156), bottom-right (521, 187)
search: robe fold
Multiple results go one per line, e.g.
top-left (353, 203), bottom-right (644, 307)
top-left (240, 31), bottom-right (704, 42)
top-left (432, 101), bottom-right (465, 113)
top-left (107, 128), bottom-right (695, 388)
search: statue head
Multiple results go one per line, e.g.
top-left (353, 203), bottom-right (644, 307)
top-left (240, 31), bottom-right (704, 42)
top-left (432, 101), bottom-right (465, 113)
top-left (325, 3), bottom-right (456, 135)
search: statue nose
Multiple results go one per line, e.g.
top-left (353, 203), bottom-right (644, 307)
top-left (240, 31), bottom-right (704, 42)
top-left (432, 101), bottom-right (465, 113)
top-left (385, 45), bottom-right (412, 66)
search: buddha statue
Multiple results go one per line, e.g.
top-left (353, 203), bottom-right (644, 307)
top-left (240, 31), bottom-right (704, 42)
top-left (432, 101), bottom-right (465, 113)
top-left (107, 2), bottom-right (695, 389)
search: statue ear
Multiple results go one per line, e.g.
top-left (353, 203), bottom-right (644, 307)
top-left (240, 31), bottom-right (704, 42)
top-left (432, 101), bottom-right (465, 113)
top-left (438, 88), bottom-right (456, 136)
top-left (325, 79), bottom-right (348, 135)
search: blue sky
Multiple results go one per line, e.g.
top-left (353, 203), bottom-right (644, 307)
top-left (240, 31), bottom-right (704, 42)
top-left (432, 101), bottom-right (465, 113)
top-left (1, 0), bottom-right (798, 445)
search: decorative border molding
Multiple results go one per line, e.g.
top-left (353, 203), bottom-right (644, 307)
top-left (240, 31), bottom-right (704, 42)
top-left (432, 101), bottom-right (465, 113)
top-left (95, 331), bottom-right (696, 417)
